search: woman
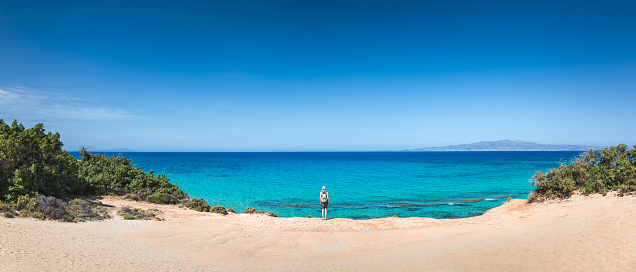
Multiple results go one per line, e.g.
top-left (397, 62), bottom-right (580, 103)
top-left (320, 186), bottom-right (329, 220)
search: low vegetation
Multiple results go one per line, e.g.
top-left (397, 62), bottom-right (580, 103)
top-left (529, 144), bottom-right (636, 202)
top-left (243, 207), bottom-right (277, 217)
top-left (0, 194), bottom-right (108, 222)
top-left (1, 120), bottom-right (86, 202)
top-left (118, 206), bottom-right (162, 220)
top-left (184, 198), bottom-right (212, 212)
top-left (147, 192), bottom-right (181, 205)
top-left (184, 198), bottom-right (228, 215)
top-left (0, 119), bottom-right (235, 221)
top-left (0, 119), bottom-right (186, 202)
top-left (122, 189), bottom-right (154, 202)
top-left (78, 147), bottom-right (186, 199)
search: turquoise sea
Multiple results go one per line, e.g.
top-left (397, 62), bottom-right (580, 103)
top-left (71, 151), bottom-right (582, 219)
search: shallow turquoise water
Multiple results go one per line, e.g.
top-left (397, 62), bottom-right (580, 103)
top-left (71, 151), bottom-right (581, 219)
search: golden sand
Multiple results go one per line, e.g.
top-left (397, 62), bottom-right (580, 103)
top-left (1, 193), bottom-right (635, 271)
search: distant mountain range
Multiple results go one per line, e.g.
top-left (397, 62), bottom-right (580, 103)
top-left (409, 140), bottom-right (595, 151)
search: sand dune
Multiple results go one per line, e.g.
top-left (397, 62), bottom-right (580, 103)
top-left (1, 193), bottom-right (635, 271)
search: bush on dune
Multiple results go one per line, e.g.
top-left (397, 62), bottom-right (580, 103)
top-left (243, 207), bottom-right (259, 214)
top-left (0, 194), bottom-right (109, 222)
top-left (183, 198), bottom-right (228, 215)
top-left (147, 192), bottom-right (180, 205)
top-left (0, 119), bottom-right (188, 202)
top-left (35, 195), bottom-right (67, 220)
top-left (14, 194), bottom-right (37, 212)
top-left (529, 144), bottom-right (636, 202)
top-left (0, 120), bottom-right (87, 201)
top-left (0, 200), bottom-right (13, 213)
top-left (0, 119), bottom-right (244, 220)
top-left (184, 198), bottom-right (211, 212)
top-left (117, 206), bottom-right (161, 220)
top-left (0, 119), bottom-right (187, 202)
top-left (266, 211), bottom-right (277, 217)
top-left (243, 207), bottom-right (277, 217)
top-left (209, 205), bottom-right (228, 215)
top-left (122, 189), bottom-right (153, 202)
top-left (64, 198), bottom-right (110, 222)
top-left (78, 147), bottom-right (186, 200)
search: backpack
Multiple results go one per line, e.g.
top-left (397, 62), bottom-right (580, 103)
top-left (320, 191), bottom-right (328, 203)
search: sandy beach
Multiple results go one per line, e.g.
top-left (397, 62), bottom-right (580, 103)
top-left (1, 193), bottom-right (635, 271)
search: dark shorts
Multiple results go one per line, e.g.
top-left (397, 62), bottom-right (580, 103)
top-left (321, 202), bottom-right (328, 209)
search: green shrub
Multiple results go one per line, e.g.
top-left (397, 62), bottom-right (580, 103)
top-left (227, 208), bottom-right (235, 213)
top-left (185, 198), bottom-right (211, 212)
top-left (0, 120), bottom-right (187, 204)
top-left (147, 193), bottom-right (179, 205)
top-left (13, 194), bottom-right (36, 212)
top-left (0, 120), bottom-right (87, 201)
top-left (0, 200), bottom-right (12, 213)
top-left (123, 193), bottom-right (143, 202)
top-left (209, 205), bottom-right (228, 215)
top-left (243, 207), bottom-right (276, 217)
top-left (31, 195), bottom-right (108, 222)
top-left (182, 199), bottom-right (228, 215)
top-left (0, 200), bottom-right (17, 217)
top-left (65, 198), bottom-right (109, 221)
top-left (78, 148), bottom-right (186, 199)
top-left (243, 207), bottom-right (260, 214)
top-left (265, 211), bottom-right (277, 217)
top-left (30, 211), bottom-right (45, 220)
top-left (530, 144), bottom-right (636, 202)
top-left (118, 206), bottom-right (161, 220)
top-left (123, 190), bottom-right (156, 202)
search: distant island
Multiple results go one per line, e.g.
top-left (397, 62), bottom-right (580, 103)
top-left (409, 140), bottom-right (594, 151)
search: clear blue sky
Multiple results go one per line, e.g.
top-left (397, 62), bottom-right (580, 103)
top-left (1, 0), bottom-right (635, 151)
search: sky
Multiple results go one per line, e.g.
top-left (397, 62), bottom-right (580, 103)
top-left (1, 0), bottom-right (635, 151)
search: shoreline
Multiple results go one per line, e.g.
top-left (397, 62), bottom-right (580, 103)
top-left (2, 193), bottom-right (635, 271)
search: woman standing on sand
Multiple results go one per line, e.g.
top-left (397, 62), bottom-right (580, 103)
top-left (320, 186), bottom-right (329, 220)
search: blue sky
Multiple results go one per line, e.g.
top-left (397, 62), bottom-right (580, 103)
top-left (1, 0), bottom-right (635, 151)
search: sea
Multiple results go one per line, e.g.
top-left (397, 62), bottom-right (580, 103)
top-left (69, 151), bottom-right (582, 219)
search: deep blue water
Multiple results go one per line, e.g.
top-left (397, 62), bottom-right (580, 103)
top-left (70, 151), bottom-right (582, 219)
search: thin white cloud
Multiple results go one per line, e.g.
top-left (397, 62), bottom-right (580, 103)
top-left (0, 88), bottom-right (22, 101)
top-left (0, 87), bottom-right (140, 120)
